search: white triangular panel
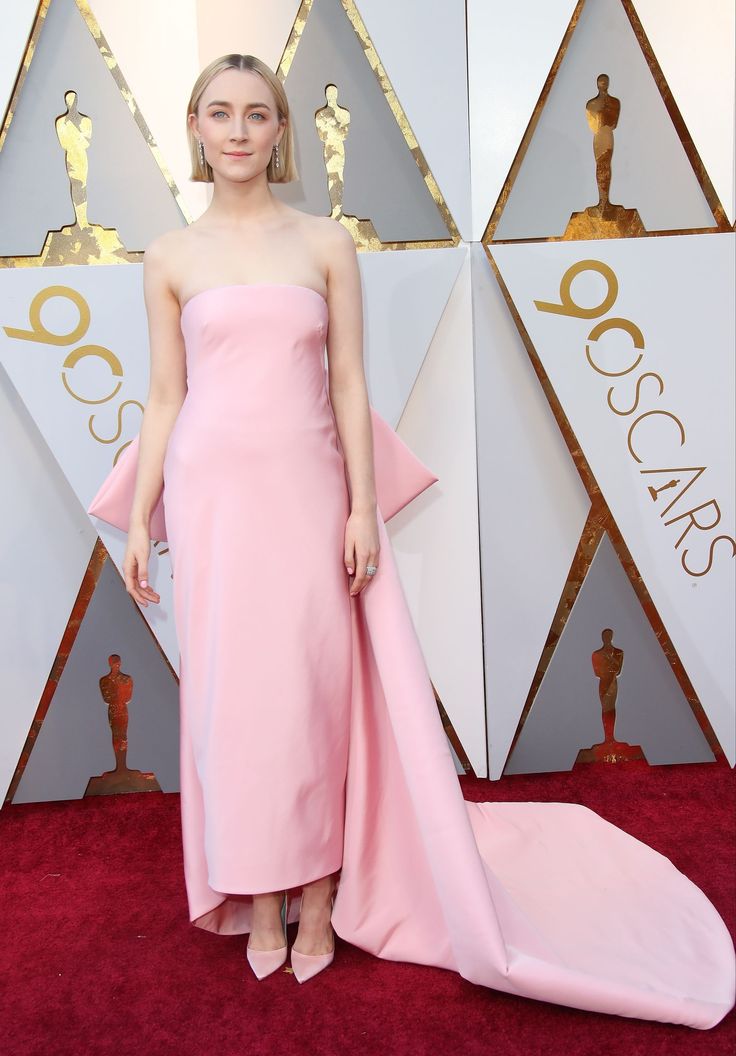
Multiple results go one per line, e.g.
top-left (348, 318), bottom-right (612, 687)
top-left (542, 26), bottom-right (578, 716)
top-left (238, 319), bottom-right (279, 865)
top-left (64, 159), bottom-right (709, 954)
top-left (467, 0), bottom-right (577, 239)
top-left (359, 247), bottom-right (465, 426)
top-left (0, 265), bottom-right (178, 668)
top-left (0, 365), bottom-right (98, 801)
top-left (634, 0), bottom-right (735, 224)
top-left (493, 233), bottom-right (736, 765)
top-left (193, 0), bottom-right (302, 70)
top-left (476, 245), bottom-right (590, 778)
top-left (0, 0), bottom-right (38, 130)
top-left (88, 0), bottom-right (205, 220)
top-left (388, 249), bottom-right (488, 776)
top-left (358, 0), bottom-right (471, 237)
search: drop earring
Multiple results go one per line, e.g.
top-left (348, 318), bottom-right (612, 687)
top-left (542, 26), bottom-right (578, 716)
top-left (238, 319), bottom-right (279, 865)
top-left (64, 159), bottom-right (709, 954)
top-left (198, 139), bottom-right (206, 168)
top-left (273, 142), bottom-right (280, 171)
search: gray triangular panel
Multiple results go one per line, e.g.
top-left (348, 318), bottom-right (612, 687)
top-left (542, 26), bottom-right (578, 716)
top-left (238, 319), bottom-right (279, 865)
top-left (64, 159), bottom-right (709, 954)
top-left (0, 0), bottom-right (185, 256)
top-left (14, 557), bottom-right (180, 804)
top-left (274, 0), bottom-right (449, 240)
top-left (493, 0), bottom-right (715, 240)
top-left (505, 534), bottom-right (714, 775)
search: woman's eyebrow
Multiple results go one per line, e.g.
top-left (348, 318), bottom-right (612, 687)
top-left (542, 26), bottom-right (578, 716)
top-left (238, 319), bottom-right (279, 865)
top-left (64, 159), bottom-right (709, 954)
top-left (205, 100), bottom-right (272, 110)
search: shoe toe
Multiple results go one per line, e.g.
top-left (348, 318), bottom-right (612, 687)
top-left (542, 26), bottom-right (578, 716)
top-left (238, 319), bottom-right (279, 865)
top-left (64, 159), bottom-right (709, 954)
top-left (290, 946), bottom-right (335, 983)
top-left (246, 943), bottom-right (288, 980)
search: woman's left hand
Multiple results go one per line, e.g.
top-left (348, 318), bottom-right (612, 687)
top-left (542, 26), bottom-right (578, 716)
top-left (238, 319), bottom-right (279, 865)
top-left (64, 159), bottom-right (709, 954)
top-left (344, 508), bottom-right (380, 596)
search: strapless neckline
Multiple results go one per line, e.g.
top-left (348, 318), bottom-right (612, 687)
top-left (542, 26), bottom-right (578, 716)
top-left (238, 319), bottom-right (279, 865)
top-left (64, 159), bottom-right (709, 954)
top-left (180, 283), bottom-right (327, 317)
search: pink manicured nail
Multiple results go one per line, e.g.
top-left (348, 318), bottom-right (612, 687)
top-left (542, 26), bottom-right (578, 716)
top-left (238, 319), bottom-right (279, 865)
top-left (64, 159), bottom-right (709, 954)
top-left (347, 567), bottom-right (353, 575)
top-left (140, 579), bottom-right (148, 588)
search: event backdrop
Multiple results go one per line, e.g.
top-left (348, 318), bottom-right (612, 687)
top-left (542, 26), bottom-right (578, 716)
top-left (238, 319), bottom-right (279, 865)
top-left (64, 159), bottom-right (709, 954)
top-left (0, 0), bottom-right (733, 804)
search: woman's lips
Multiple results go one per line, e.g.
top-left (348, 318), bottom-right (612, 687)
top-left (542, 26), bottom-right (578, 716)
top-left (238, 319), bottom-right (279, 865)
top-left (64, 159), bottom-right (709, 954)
top-left (225, 151), bottom-right (252, 157)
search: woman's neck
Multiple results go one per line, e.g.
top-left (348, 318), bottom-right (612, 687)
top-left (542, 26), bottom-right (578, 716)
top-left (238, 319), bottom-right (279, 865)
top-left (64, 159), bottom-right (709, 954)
top-left (203, 176), bottom-right (284, 229)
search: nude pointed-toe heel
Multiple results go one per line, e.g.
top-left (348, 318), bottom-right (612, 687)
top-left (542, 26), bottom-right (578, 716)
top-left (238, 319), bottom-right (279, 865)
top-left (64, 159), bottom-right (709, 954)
top-left (290, 892), bottom-right (336, 983)
top-left (246, 892), bottom-right (288, 980)
top-left (290, 930), bottom-right (335, 983)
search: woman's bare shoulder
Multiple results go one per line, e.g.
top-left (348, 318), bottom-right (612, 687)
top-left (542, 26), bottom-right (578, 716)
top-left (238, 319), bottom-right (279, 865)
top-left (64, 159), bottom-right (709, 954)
top-left (142, 229), bottom-right (196, 311)
top-left (144, 226), bottom-right (192, 271)
top-left (297, 210), bottom-right (353, 243)
top-left (143, 227), bottom-right (201, 304)
top-left (294, 212), bottom-right (356, 275)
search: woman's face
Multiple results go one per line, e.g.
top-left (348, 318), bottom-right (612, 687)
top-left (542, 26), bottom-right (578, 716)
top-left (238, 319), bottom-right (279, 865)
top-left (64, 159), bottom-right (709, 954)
top-left (190, 67), bottom-right (285, 183)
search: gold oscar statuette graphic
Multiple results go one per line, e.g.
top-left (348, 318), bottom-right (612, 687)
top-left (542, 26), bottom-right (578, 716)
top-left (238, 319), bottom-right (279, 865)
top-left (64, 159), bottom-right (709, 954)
top-left (565, 74), bottom-right (645, 240)
top-left (647, 474), bottom-right (682, 503)
top-left (575, 629), bottom-right (646, 765)
top-left (84, 653), bottom-right (161, 796)
top-left (37, 90), bottom-right (133, 266)
top-left (315, 83), bottom-right (379, 248)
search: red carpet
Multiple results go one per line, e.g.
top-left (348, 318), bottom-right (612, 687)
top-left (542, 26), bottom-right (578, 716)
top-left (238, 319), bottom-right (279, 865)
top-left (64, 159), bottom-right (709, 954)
top-left (1, 760), bottom-right (733, 1056)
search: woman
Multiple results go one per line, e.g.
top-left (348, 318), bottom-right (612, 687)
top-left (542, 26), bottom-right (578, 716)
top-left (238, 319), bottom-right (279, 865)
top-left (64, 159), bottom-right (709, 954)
top-left (124, 53), bottom-right (375, 982)
top-left (91, 53), bottom-right (736, 1024)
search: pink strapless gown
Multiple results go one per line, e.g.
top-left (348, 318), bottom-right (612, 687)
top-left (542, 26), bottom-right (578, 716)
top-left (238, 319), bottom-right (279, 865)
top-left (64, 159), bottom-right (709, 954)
top-left (159, 284), bottom-right (733, 1029)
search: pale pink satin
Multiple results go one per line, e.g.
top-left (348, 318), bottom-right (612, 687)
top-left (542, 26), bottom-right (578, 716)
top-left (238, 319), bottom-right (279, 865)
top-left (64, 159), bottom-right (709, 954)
top-left (163, 285), bottom-right (734, 1029)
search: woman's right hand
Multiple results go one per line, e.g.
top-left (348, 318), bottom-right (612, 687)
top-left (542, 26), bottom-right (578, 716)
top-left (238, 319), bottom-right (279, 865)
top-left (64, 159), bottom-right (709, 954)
top-left (123, 525), bottom-right (161, 608)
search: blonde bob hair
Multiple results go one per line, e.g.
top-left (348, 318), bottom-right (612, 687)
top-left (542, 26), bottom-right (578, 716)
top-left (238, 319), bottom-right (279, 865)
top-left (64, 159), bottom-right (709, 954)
top-left (186, 54), bottom-right (298, 184)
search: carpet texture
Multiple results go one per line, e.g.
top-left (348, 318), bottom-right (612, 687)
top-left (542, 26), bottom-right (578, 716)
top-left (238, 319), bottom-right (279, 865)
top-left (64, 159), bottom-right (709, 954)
top-left (1, 760), bottom-right (733, 1056)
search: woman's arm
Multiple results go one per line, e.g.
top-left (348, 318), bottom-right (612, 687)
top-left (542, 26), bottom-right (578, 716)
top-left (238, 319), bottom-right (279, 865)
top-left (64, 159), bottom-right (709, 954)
top-left (125, 234), bottom-right (187, 606)
top-left (129, 235), bottom-right (188, 531)
top-left (323, 220), bottom-right (380, 594)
